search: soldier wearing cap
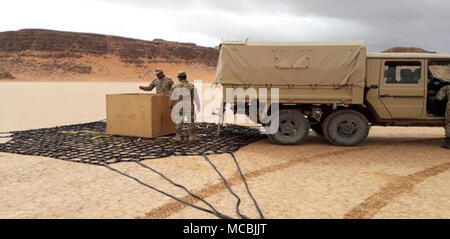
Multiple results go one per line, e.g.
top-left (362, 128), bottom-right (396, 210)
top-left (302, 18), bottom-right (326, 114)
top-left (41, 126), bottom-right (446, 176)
top-left (435, 85), bottom-right (450, 149)
top-left (170, 71), bottom-right (200, 141)
top-left (139, 68), bottom-right (174, 94)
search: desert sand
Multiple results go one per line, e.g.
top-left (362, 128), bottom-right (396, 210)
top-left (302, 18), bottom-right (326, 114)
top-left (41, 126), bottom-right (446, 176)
top-left (0, 82), bottom-right (449, 219)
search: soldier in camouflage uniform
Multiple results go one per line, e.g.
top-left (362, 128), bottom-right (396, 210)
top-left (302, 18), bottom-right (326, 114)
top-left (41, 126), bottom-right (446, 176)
top-left (436, 85), bottom-right (450, 149)
top-left (170, 71), bottom-right (200, 141)
top-left (139, 68), bottom-right (174, 94)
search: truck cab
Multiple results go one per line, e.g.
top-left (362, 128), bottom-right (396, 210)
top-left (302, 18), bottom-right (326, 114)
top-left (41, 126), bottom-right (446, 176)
top-left (366, 53), bottom-right (450, 126)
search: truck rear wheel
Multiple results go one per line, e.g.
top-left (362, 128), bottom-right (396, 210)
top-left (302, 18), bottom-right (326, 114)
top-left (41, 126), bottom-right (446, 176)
top-left (267, 109), bottom-right (310, 145)
top-left (323, 110), bottom-right (369, 146)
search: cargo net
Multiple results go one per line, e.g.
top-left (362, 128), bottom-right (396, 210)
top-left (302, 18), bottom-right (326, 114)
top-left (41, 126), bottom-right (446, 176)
top-left (0, 121), bottom-right (263, 165)
top-left (0, 120), bottom-right (265, 219)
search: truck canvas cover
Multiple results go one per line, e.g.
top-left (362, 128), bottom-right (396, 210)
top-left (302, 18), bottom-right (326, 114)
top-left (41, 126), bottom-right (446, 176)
top-left (214, 41), bottom-right (367, 88)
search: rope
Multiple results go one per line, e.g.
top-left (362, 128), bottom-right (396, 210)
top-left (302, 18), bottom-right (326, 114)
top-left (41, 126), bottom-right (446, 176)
top-left (202, 153), bottom-right (250, 219)
top-left (134, 159), bottom-right (232, 219)
top-left (103, 162), bottom-right (233, 219)
top-left (228, 152), bottom-right (265, 219)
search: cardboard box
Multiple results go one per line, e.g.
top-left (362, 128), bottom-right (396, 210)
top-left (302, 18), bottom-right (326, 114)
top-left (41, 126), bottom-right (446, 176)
top-left (106, 93), bottom-right (175, 138)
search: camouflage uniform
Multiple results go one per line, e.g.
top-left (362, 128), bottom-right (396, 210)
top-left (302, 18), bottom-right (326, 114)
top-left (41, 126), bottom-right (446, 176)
top-left (436, 85), bottom-right (450, 148)
top-left (144, 76), bottom-right (174, 94)
top-left (141, 69), bottom-right (174, 94)
top-left (170, 71), bottom-right (199, 141)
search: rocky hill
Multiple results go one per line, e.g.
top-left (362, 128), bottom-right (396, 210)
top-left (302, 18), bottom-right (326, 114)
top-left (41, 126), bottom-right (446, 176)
top-left (381, 47), bottom-right (436, 54)
top-left (0, 29), bottom-right (218, 81)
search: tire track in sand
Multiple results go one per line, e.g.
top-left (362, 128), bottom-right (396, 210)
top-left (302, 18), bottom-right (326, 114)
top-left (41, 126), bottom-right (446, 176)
top-left (140, 138), bottom-right (441, 219)
top-left (344, 160), bottom-right (450, 219)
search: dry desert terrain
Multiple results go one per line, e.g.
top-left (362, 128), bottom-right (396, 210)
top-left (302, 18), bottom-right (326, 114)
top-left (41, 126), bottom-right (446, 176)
top-left (0, 82), bottom-right (449, 219)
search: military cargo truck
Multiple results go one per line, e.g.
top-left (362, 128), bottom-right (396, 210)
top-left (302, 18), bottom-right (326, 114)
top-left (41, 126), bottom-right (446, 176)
top-left (214, 41), bottom-right (450, 146)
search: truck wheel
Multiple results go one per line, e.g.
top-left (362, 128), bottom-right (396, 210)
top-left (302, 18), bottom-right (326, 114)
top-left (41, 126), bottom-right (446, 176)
top-left (323, 110), bottom-right (369, 146)
top-left (310, 124), bottom-right (324, 136)
top-left (267, 109), bottom-right (310, 145)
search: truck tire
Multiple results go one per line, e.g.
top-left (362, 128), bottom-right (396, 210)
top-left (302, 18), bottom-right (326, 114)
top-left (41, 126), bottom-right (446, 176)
top-left (267, 109), bottom-right (310, 145)
top-left (310, 124), bottom-right (324, 136)
top-left (323, 110), bottom-right (369, 146)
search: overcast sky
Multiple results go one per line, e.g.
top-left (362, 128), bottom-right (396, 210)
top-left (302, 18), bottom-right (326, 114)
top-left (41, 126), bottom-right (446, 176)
top-left (1, 0), bottom-right (449, 52)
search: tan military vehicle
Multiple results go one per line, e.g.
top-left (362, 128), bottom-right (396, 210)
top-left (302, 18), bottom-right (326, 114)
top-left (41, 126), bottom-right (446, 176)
top-left (214, 41), bottom-right (450, 146)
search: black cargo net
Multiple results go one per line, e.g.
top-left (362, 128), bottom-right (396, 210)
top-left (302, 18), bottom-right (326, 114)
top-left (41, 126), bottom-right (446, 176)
top-left (0, 121), bottom-right (265, 219)
top-left (0, 121), bottom-right (263, 165)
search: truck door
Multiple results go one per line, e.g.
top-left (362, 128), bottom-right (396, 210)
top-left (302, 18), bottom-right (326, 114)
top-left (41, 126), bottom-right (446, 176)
top-left (379, 59), bottom-right (425, 118)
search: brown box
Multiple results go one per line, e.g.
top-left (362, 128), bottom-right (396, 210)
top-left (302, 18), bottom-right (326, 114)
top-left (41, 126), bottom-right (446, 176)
top-left (106, 93), bottom-right (175, 138)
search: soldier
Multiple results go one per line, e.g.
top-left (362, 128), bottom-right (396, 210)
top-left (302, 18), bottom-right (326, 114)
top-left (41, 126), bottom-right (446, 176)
top-left (170, 71), bottom-right (200, 141)
top-left (436, 85), bottom-right (450, 149)
top-left (139, 68), bottom-right (174, 94)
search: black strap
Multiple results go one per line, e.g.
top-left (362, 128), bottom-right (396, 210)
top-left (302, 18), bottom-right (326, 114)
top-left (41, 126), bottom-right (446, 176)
top-left (103, 162), bottom-right (233, 219)
top-left (229, 152), bottom-right (265, 219)
top-left (134, 159), bottom-right (232, 219)
top-left (202, 153), bottom-right (250, 219)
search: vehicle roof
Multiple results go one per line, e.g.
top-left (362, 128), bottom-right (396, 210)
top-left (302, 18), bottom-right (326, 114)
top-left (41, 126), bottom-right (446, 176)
top-left (221, 40), bottom-right (365, 46)
top-left (367, 52), bottom-right (450, 59)
top-left (220, 41), bottom-right (450, 59)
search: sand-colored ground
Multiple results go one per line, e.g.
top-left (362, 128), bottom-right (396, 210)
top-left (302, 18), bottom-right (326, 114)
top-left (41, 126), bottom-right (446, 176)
top-left (0, 82), bottom-right (449, 219)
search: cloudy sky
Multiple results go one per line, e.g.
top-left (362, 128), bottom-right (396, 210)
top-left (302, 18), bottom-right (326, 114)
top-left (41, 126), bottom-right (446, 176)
top-left (2, 0), bottom-right (450, 52)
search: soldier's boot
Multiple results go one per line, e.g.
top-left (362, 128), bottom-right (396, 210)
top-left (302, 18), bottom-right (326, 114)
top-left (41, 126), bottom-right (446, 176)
top-left (173, 133), bottom-right (182, 141)
top-left (173, 125), bottom-right (183, 141)
top-left (188, 125), bottom-right (198, 141)
top-left (442, 137), bottom-right (450, 149)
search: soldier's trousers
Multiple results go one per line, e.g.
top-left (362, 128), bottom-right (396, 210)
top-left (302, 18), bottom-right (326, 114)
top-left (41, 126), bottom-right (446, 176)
top-left (175, 110), bottom-right (196, 135)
